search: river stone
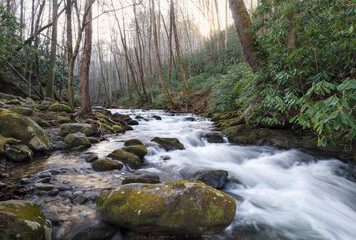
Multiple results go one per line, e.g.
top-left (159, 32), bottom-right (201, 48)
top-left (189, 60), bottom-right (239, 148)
top-left (92, 158), bottom-right (124, 171)
top-left (108, 149), bottom-right (141, 169)
top-left (35, 183), bottom-right (54, 191)
top-left (195, 170), bottom-right (228, 189)
top-left (203, 132), bottom-right (224, 143)
top-left (0, 112), bottom-right (50, 151)
top-left (57, 116), bottom-right (71, 123)
top-left (96, 180), bottom-right (236, 236)
top-left (3, 144), bottom-right (33, 162)
top-left (10, 106), bottom-right (34, 116)
top-left (122, 177), bottom-right (161, 185)
top-left (48, 103), bottom-right (73, 113)
top-left (60, 123), bottom-right (95, 137)
top-left (94, 106), bottom-right (112, 116)
top-left (64, 133), bottom-right (91, 151)
top-left (72, 222), bottom-right (117, 240)
top-left (87, 137), bottom-right (99, 144)
top-left (152, 115), bottom-right (162, 120)
top-left (112, 125), bottom-right (125, 133)
top-left (112, 112), bottom-right (132, 122)
top-left (0, 200), bottom-right (53, 240)
top-left (85, 154), bottom-right (99, 162)
top-left (126, 119), bottom-right (139, 125)
top-left (124, 139), bottom-right (143, 146)
top-left (122, 145), bottom-right (148, 159)
top-left (151, 137), bottom-right (185, 151)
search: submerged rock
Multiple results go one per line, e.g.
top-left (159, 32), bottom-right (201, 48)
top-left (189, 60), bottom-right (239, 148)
top-left (0, 200), bottom-right (53, 239)
top-left (152, 115), bottom-right (162, 120)
top-left (126, 119), bottom-right (139, 125)
top-left (64, 133), bottom-right (91, 151)
top-left (0, 112), bottom-right (50, 151)
top-left (108, 149), bottom-right (141, 169)
top-left (96, 180), bottom-right (236, 236)
top-left (92, 158), bottom-right (124, 171)
top-left (151, 137), bottom-right (185, 151)
top-left (203, 132), bottom-right (224, 143)
top-left (48, 103), bottom-right (73, 113)
top-left (60, 123), bottom-right (95, 137)
top-left (122, 145), bottom-right (148, 159)
top-left (194, 170), bottom-right (228, 189)
top-left (72, 222), bottom-right (117, 240)
top-left (124, 139), bottom-right (143, 146)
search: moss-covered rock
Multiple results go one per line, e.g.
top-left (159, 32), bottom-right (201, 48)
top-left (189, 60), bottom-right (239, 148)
top-left (37, 100), bottom-right (53, 111)
top-left (60, 123), bottom-right (95, 137)
top-left (124, 139), bottom-right (143, 146)
top-left (64, 133), bottom-right (91, 151)
top-left (0, 112), bottom-right (50, 151)
top-left (10, 106), bottom-right (34, 116)
top-left (122, 145), bottom-right (148, 159)
top-left (48, 103), bottom-right (73, 113)
top-left (112, 125), bottom-right (125, 133)
top-left (92, 158), bottom-right (124, 171)
top-left (0, 200), bottom-right (53, 240)
top-left (2, 144), bottom-right (33, 162)
top-left (0, 92), bottom-right (17, 101)
top-left (72, 222), bottom-right (116, 240)
top-left (96, 180), bottom-right (236, 236)
top-left (87, 137), bottom-right (99, 144)
top-left (6, 99), bottom-right (22, 105)
top-left (151, 137), bottom-right (185, 151)
top-left (107, 149), bottom-right (141, 169)
top-left (57, 116), bottom-right (71, 123)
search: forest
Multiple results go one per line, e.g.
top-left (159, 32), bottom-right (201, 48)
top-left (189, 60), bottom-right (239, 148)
top-left (0, 0), bottom-right (355, 240)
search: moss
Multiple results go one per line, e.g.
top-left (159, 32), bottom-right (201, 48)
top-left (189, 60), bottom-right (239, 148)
top-left (124, 139), bottom-right (143, 146)
top-left (60, 123), bottom-right (95, 137)
top-left (92, 158), bottom-right (123, 171)
top-left (64, 133), bottom-right (91, 151)
top-left (10, 107), bottom-right (34, 116)
top-left (48, 103), bottom-right (73, 113)
top-left (108, 149), bottom-right (141, 169)
top-left (122, 145), bottom-right (148, 159)
top-left (151, 137), bottom-right (185, 151)
top-left (112, 125), bottom-right (124, 133)
top-left (57, 116), bottom-right (71, 123)
top-left (0, 136), bottom-right (21, 153)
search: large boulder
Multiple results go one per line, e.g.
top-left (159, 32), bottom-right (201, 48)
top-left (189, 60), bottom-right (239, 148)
top-left (194, 170), bottom-right (228, 189)
top-left (203, 132), bottom-right (224, 143)
top-left (60, 123), bottom-right (95, 137)
top-left (72, 222), bottom-right (116, 240)
top-left (0, 200), bottom-right (53, 240)
top-left (108, 149), bottom-right (141, 169)
top-left (2, 144), bottom-right (33, 162)
top-left (122, 145), bottom-right (148, 159)
top-left (10, 106), bottom-right (34, 116)
top-left (151, 137), bottom-right (185, 151)
top-left (92, 158), bottom-right (124, 171)
top-left (124, 139), bottom-right (143, 146)
top-left (48, 103), bottom-right (73, 113)
top-left (64, 133), bottom-right (91, 151)
top-left (96, 180), bottom-right (236, 236)
top-left (0, 112), bottom-right (50, 151)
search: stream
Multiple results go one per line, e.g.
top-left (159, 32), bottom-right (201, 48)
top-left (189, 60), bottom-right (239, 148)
top-left (6, 109), bottom-right (356, 240)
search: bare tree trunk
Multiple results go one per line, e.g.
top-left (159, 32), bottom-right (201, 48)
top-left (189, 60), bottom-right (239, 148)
top-left (171, 0), bottom-right (191, 96)
top-left (46, 0), bottom-right (58, 99)
top-left (229, 0), bottom-right (258, 71)
top-left (152, 0), bottom-right (178, 109)
top-left (79, 0), bottom-right (93, 116)
top-left (66, 0), bottom-right (75, 109)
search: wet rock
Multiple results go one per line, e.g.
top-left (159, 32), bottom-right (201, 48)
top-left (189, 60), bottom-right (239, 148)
top-left (20, 178), bottom-right (31, 184)
top-left (152, 115), bottom-right (162, 120)
top-left (48, 103), bottom-right (73, 113)
top-left (108, 149), bottom-right (141, 170)
top-left (96, 180), bottom-right (236, 236)
top-left (49, 169), bottom-right (62, 175)
top-left (87, 137), bottom-right (99, 144)
top-left (160, 155), bottom-right (171, 160)
top-left (151, 137), bottom-right (185, 151)
top-left (126, 126), bottom-right (134, 131)
top-left (40, 177), bottom-right (52, 183)
top-left (60, 123), bottom-right (95, 137)
top-left (10, 106), bottom-right (34, 116)
top-left (39, 172), bottom-right (51, 178)
top-left (203, 132), bottom-right (224, 143)
top-left (126, 119), bottom-right (139, 125)
top-left (94, 106), bottom-right (112, 116)
top-left (2, 144), bottom-right (33, 162)
top-left (72, 195), bottom-right (87, 205)
top-left (122, 177), bottom-right (161, 185)
top-left (185, 117), bottom-right (195, 121)
top-left (48, 189), bottom-right (59, 197)
top-left (92, 158), bottom-right (124, 171)
top-left (122, 145), bottom-right (148, 159)
top-left (35, 183), bottom-right (54, 191)
top-left (112, 125), bottom-right (125, 133)
top-left (112, 112), bottom-right (132, 122)
top-left (72, 222), bottom-right (117, 240)
top-left (124, 139), bottom-right (143, 146)
top-left (0, 200), bottom-right (53, 239)
top-left (194, 170), bottom-right (228, 189)
top-left (64, 133), bottom-right (91, 151)
top-left (135, 115), bottom-right (144, 119)
top-left (85, 153), bottom-right (99, 163)
top-left (0, 112), bottom-right (50, 151)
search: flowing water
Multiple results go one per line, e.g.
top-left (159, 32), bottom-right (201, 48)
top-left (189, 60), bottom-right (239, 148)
top-left (6, 109), bottom-right (356, 240)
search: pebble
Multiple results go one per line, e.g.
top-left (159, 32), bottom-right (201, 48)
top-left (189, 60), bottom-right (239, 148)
top-left (40, 177), bottom-right (51, 183)
top-left (48, 189), bottom-right (59, 197)
top-left (39, 172), bottom-right (51, 178)
top-left (72, 195), bottom-right (87, 205)
top-left (85, 154), bottom-right (99, 163)
top-left (35, 183), bottom-right (54, 191)
top-left (20, 178), bottom-right (31, 184)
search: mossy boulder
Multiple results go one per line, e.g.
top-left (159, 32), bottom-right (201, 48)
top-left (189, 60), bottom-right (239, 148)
top-left (48, 103), bottom-right (73, 113)
top-left (151, 137), bottom-right (185, 151)
top-left (37, 100), bottom-right (53, 111)
top-left (112, 125), bottom-right (125, 133)
top-left (72, 222), bottom-right (116, 240)
top-left (10, 106), bottom-right (34, 116)
top-left (60, 123), bottom-right (95, 137)
top-left (96, 180), bottom-right (236, 236)
top-left (124, 139), bottom-right (143, 146)
top-left (0, 112), bottom-right (50, 151)
top-left (2, 144), bottom-right (33, 162)
top-left (64, 133), bottom-right (91, 151)
top-left (122, 145), bottom-right (148, 159)
top-left (0, 92), bottom-right (17, 101)
top-left (57, 116), bottom-right (71, 123)
top-left (92, 158), bottom-right (124, 171)
top-left (107, 149), bottom-right (141, 169)
top-left (0, 200), bottom-right (53, 240)
top-left (6, 99), bottom-right (22, 105)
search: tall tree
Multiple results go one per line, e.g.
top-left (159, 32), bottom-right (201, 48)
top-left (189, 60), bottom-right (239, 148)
top-left (171, 0), bottom-right (191, 96)
top-left (79, 0), bottom-right (94, 116)
top-left (46, 0), bottom-right (58, 99)
top-left (229, 0), bottom-right (258, 71)
top-left (151, 0), bottom-right (178, 109)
